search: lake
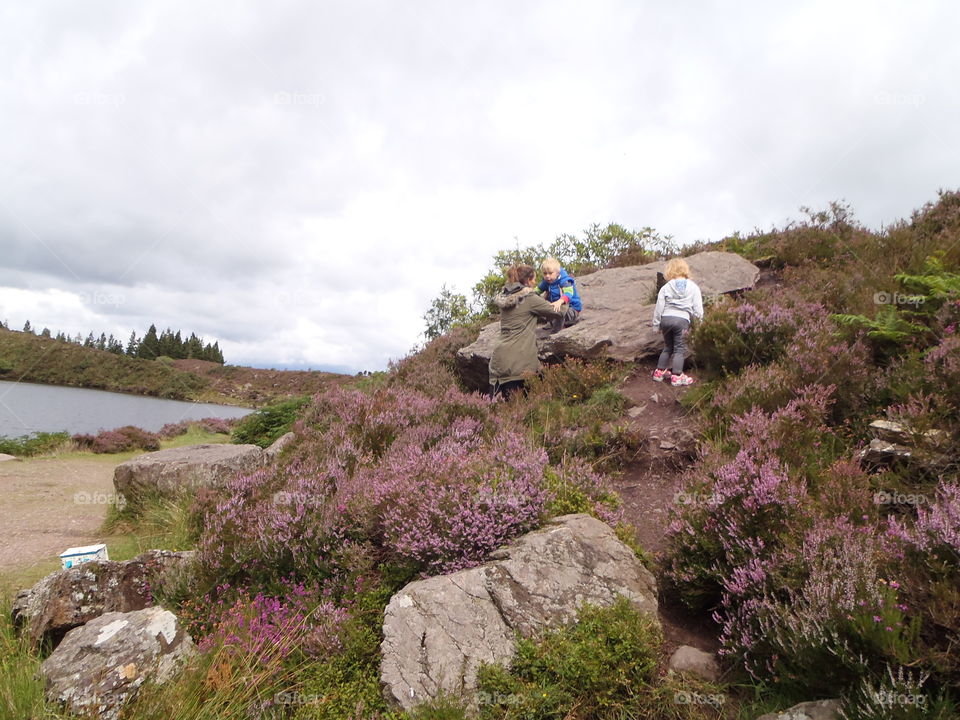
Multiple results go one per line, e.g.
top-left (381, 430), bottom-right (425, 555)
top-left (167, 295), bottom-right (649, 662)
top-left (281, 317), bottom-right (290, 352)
top-left (0, 380), bottom-right (253, 437)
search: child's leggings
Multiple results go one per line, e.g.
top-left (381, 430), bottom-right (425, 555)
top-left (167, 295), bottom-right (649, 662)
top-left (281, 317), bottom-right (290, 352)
top-left (657, 316), bottom-right (690, 376)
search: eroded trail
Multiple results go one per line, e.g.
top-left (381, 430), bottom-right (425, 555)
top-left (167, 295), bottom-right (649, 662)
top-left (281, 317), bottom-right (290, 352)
top-left (614, 366), bottom-right (721, 657)
top-left (0, 455), bottom-right (120, 585)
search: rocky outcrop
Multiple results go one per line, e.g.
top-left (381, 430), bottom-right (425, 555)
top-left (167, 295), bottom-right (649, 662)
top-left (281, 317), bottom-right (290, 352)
top-left (380, 514), bottom-right (658, 712)
top-left (667, 645), bottom-right (720, 682)
top-left (113, 443), bottom-right (265, 501)
top-left (456, 251), bottom-right (760, 390)
top-left (12, 550), bottom-right (193, 649)
top-left (264, 431), bottom-right (296, 461)
top-left (42, 606), bottom-right (196, 720)
top-left (859, 418), bottom-right (951, 469)
top-left (755, 699), bottom-right (841, 720)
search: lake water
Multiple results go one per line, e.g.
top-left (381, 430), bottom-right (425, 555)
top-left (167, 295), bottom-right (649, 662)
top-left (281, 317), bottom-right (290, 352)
top-left (0, 380), bottom-right (253, 437)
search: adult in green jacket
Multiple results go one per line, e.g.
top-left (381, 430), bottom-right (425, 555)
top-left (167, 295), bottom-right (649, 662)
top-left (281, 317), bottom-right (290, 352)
top-left (489, 264), bottom-right (565, 399)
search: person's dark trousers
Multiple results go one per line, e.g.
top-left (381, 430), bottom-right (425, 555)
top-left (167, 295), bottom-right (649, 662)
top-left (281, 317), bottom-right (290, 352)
top-left (657, 315), bottom-right (691, 376)
top-left (490, 379), bottom-right (525, 401)
top-left (550, 307), bottom-right (580, 333)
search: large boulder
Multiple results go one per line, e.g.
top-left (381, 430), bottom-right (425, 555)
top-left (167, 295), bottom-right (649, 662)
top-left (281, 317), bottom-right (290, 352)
top-left (380, 514), bottom-right (658, 712)
top-left (113, 443), bottom-right (265, 501)
top-left (456, 251), bottom-right (760, 390)
top-left (42, 606), bottom-right (196, 720)
top-left (12, 550), bottom-right (193, 649)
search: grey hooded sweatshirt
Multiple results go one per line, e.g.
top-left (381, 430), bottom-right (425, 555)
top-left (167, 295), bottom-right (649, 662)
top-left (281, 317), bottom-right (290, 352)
top-left (653, 277), bottom-right (704, 329)
top-left (489, 283), bottom-right (564, 386)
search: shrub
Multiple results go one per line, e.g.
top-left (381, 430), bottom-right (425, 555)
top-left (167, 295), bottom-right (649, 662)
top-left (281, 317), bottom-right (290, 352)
top-left (158, 420), bottom-right (191, 438)
top-left (231, 396), bottom-right (310, 448)
top-left (189, 579), bottom-right (348, 665)
top-left (198, 416), bottom-right (235, 434)
top-left (0, 431), bottom-right (70, 456)
top-left (693, 294), bottom-right (817, 375)
top-left (72, 425), bottom-right (161, 453)
top-left (475, 597), bottom-right (664, 719)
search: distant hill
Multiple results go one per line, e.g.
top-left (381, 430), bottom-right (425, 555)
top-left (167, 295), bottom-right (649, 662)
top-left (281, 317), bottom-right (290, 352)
top-left (0, 328), bottom-right (347, 406)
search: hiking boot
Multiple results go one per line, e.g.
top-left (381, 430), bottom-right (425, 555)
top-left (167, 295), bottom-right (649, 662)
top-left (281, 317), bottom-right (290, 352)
top-left (670, 373), bottom-right (695, 386)
top-left (652, 368), bottom-right (668, 383)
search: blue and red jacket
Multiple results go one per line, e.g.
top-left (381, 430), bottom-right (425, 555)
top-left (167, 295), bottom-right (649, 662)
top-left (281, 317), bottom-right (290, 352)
top-left (538, 268), bottom-right (582, 311)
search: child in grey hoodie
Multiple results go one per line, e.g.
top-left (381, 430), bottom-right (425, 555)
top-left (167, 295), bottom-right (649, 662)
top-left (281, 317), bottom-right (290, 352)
top-left (652, 258), bottom-right (704, 386)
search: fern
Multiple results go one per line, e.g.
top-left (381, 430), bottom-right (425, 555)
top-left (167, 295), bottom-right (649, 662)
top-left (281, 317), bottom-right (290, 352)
top-left (832, 306), bottom-right (930, 345)
top-left (894, 256), bottom-right (960, 306)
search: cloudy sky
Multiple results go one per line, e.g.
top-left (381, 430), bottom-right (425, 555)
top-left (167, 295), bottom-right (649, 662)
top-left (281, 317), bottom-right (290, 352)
top-left (1, 1), bottom-right (956, 373)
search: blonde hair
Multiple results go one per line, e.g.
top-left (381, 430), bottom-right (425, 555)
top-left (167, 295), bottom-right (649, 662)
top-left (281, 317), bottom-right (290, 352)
top-left (540, 257), bottom-right (561, 273)
top-left (664, 258), bottom-right (691, 281)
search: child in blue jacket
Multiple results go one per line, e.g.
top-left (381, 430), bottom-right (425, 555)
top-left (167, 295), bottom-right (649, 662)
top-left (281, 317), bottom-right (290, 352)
top-left (538, 257), bottom-right (582, 333)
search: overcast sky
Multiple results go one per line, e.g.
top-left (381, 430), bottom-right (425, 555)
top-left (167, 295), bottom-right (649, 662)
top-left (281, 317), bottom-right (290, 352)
top-left (1, 1), bottom-right (957, 373)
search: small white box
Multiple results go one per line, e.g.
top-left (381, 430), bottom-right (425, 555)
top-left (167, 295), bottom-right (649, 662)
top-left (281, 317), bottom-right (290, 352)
top-left (59, 543), bottom-right (109, 569)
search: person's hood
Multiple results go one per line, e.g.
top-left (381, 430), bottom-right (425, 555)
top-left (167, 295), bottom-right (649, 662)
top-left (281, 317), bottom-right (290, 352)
top-left (664, 278), bottom-right (694, 302)
top-left (493, 283), bottom-right (534, 310)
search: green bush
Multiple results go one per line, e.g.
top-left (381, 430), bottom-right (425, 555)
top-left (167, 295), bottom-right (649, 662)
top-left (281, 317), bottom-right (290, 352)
top-left (475, 597), bottom-right (664, 719)
top-left (231, 396), bottom-right (310, 448)
top-left (0, 431), bottom-right (70, 456)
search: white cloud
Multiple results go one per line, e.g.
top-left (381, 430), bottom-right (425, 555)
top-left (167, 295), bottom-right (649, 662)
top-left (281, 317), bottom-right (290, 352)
top-left (1, 1), bottom-right (958, 372)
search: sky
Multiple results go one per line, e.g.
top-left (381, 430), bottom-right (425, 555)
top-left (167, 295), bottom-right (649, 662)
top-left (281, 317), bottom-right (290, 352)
top-left (1, 1), bottom-right (957, 374)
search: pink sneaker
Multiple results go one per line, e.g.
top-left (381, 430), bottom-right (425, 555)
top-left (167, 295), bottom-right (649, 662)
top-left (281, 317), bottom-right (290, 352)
top-left (670, 373), bottom-right (695, 386)
top-left (652, 368), bottom-right (668, 382)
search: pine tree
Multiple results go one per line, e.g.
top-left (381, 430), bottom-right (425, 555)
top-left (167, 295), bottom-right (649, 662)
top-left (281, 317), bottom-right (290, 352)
top-left (126, 331), bottom-right (139, 356)
top-left (138, 324), bottom-right (160, 359)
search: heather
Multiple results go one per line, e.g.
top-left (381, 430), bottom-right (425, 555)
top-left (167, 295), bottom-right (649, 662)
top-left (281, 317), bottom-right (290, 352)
top-left (665, 191), bottom-right (960, 709)
top-left (153, 346), bottom-right (629, 717)
top-left (71, 418), bottom-right (236, 453)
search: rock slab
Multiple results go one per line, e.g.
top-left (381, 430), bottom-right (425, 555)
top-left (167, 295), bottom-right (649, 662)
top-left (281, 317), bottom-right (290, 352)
top-left (456, 251), bottom-right (760, 390)
top-left (42, 606), bottom-right (196, 720)
top-left (380, 513), bottom-right (658, 712)
top-left (12, 550), bottom-right (193, 649)
top-left (755, 699), bottom-right (841, 720)
top-left (667, 645), bottom-right (720, 682)
top-left (113, 442), bottom-right (265, 500)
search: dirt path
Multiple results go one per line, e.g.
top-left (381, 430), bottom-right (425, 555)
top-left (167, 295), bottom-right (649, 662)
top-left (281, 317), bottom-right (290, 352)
top-left (614, 365), bottom-right (721, 657)
top-left (0, 454), bottom-right (122, 587)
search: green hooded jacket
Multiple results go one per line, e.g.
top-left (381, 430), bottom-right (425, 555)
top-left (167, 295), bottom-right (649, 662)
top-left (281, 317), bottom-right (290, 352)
top-left (488, 282), bottom-right (565, 386)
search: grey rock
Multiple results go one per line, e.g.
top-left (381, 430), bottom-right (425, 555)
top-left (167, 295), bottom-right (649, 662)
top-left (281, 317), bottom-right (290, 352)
top-left (668, 645), bottom-right (719, 682)
top-left (456, 251), bottom-right (760, 390)
top-left (12, 550), bottom-right (193, 649)
top-left (42, 606), bottom-right (196, 720)
top-left (859, 437), bottom-right (912, 465)
top-left (113, 443), bottom-right (265, 501)
top-left (868, 418), bottom-right (946, 445)
top-left (755, 699), bottom-right (841, 720)
top-left (380, 513), bottom-right (658, 712)
top-left (264, 431), bottom-right (296, 461)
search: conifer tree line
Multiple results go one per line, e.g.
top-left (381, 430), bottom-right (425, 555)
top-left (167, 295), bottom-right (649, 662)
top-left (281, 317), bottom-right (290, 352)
top-left (8, 320), bottom-right (225, 364)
